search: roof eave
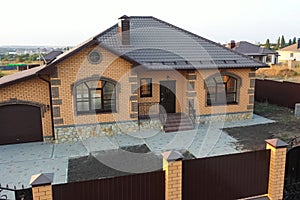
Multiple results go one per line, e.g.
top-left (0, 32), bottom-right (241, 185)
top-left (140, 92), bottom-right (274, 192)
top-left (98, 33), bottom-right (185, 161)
top-left (0, 74), bottom-right (37, 89)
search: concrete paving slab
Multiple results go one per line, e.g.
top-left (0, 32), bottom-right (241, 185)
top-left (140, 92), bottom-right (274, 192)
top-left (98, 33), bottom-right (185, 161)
top-left (0, 158), bottom-right (67, 188)
top-left (53, 142), bottom-right (89, 158)
top-left (0, 142), bottom-right (53, 163)
top-left (81, 136), bottom-right (118, 153)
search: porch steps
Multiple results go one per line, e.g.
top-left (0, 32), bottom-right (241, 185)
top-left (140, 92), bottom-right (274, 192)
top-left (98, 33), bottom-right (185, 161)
top-left (163, 113), bottom-right (194, 133)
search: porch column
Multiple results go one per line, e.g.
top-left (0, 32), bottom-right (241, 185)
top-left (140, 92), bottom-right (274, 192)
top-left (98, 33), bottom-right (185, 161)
top-left (30, 173), bottom-right (54, 200)
top-left (162, 151), bottom-right (183, 200)
top-left (266, 139), bottom-right (287, 200)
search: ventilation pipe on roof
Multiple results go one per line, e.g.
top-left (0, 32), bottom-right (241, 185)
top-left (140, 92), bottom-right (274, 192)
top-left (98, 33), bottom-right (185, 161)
top-left (118, 15), bottom-right (130, 45)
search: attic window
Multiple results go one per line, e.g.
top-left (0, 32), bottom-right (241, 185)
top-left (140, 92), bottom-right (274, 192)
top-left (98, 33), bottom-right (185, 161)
top-left (88, 50), bottom-right (102, 64)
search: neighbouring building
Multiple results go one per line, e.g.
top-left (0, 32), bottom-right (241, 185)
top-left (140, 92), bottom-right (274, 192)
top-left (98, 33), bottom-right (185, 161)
top-left (277, 39), bottom-right (300, 64)
top-left (227, 40), bottom-right (278, 65)
top-left (0, 15), bottom-right (268, 145)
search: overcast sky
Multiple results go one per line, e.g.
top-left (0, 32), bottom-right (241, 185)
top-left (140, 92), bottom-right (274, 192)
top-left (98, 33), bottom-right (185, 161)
top-left (1, 0), bottom-right (299, 46)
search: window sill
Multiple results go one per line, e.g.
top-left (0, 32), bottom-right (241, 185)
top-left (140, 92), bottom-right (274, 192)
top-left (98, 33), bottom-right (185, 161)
top-left (206, 102), bottom-right (238, 107)
top-left (140, 95), bottom-right (153, 98)
top-left (76, 110), bottom-right (117, 116)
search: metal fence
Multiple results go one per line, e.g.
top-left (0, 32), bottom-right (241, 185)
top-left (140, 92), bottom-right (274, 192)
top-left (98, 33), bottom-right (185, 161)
top-left (182, 150), bottom-right (271, 200)
top-left (53, 171), bottom-right (165, 200)
top-left (255, 79), bottom-right (300, 108)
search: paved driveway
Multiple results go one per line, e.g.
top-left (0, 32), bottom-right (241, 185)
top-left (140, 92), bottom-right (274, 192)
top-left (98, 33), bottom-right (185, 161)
top-left (0, 114), bottom-right (274, 191)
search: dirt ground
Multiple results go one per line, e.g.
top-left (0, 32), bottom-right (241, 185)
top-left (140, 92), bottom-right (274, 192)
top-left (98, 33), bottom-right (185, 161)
top-left (224, 102), bottom-right (300, 151)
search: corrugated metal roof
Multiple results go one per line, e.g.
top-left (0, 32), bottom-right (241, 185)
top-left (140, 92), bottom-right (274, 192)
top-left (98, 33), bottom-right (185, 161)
top-left (95, 16), bottom-right (269, 69)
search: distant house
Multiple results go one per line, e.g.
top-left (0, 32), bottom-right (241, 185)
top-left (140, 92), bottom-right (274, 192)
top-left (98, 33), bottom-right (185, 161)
top-left (0, 16), bottom-right (268, 145)
top-left (227, 41), bottom-right (278, 65)
top-left (277, 39), bottom-right (300, 63)
top-left (43, 50), bottom-right (64, 64)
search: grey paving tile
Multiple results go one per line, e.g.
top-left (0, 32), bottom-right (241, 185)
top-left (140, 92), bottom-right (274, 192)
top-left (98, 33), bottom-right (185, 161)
top-left (0, 158), bottom-right (68, 188)
top-left (53, 142), bottom-right (89, 158)
top-left (0, 142), bottom-right (53, 163)
top-left (81, 136), bottom-right (118, 153)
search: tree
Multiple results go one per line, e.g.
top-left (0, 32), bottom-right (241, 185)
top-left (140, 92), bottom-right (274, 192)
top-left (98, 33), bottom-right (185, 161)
top-left (274, 37), bottom-right (280, 50)
top-left (293, 37), bottom-right (297, 44)
top-left (280, 35), bottom-right (286, 48)
top-left (265, 39), bottom-right (270, 49)
top-left (288, 39), bottom-right (292, 46)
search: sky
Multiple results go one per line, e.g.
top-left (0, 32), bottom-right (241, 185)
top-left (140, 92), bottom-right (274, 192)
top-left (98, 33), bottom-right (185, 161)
top-left (0, 0), bottom-right (299, 46)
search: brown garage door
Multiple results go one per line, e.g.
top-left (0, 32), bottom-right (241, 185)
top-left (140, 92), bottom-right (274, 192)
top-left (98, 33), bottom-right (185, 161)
top-left (0, 104), bottom-right (43, 145)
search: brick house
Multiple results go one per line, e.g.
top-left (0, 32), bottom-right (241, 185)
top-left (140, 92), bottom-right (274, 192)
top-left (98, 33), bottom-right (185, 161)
top-left (0, 15), bottom-right (268, 144)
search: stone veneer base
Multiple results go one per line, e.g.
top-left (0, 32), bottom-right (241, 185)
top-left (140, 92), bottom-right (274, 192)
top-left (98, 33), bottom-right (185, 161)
top-left (196, 112), bottom-right (253, 124)
top-left (53, 119), bottom-right (163, 143)
top-left (50, 112), bottom-right (253, 143)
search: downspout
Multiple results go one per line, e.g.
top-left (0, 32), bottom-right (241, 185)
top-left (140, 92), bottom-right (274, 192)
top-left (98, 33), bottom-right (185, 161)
top-left (37, 74), bottom-right (55, 140)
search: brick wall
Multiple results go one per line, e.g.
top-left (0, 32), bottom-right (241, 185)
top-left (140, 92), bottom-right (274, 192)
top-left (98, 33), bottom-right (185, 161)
top-left (138, 69), bottom-right (187, 113)
top-left (0, 77), bottom-right (53, 137)
top-left (51, 45), bottom-right (133, 127)
top-left (196, 68), bottom-right (254, 115)
top-left (49, 42), bottom-right (256, 127)
top-left (32, 185), bottom-right (52, 200)
top-left (137, 68), bottom-right (254, 117)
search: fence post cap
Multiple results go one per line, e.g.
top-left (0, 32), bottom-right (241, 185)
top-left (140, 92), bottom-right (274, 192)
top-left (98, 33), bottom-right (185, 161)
top-left (266, 138), bottom-right (288, 148)
top-left (162, 150), bottom-right (183, 162)
top-left (30, 173), bottom-right (54, 186)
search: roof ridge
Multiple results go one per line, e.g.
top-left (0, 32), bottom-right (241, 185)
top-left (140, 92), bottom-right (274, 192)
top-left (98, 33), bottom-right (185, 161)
top-left (128, 16), bottom-right (154, 18)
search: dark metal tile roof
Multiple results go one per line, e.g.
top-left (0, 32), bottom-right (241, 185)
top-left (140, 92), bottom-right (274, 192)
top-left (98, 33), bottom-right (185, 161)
top-left (233, 41), bottom-right (277, 56)
top-left (96, 16), bottom-right (269, 69)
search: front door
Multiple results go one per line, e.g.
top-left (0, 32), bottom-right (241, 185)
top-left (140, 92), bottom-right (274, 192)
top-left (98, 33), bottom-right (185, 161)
top-left (160, 80), bottom-right (176, 113)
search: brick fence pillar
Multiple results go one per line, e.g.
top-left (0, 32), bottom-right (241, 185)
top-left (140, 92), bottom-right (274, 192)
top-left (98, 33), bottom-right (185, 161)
top-left (162, 151), bottom-right (183, 200)
top-left (30, 173), bottom-right (54, 200)
top-left (266, 139), bottom-right (288, 200)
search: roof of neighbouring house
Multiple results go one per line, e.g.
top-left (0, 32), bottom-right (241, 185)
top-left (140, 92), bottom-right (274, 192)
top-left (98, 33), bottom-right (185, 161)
top-left (232, 41), bottom-right (277, 56)
top-left (278, 43), bottom-right (300, 52)
top-left (43, 50), bottom-right (64, 63)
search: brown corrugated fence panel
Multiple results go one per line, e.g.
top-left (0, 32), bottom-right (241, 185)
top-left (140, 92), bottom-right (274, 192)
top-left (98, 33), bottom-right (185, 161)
top-left (183, 150), bottom-right (270, 200)
top-left (53, 171), bottom-right (165, 200)
top-left (255, 79), bottom-right (300, 108)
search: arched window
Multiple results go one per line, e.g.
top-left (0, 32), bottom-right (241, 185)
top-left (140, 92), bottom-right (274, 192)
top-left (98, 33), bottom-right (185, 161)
top-left (74, 78), bottom-right (117, 114)
top-left (205, 74), bottom-right (240, 106)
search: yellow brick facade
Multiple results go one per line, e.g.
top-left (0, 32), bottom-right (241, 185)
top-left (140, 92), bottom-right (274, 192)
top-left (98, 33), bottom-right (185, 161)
top-left (137, 68), bottom-right (254, 117)
top-left (52, 45), bottom-right (133, 126)
top-left (0, 44), bottom-right (256, 139)
top-left (138, 69), bottom-right (187, 113)
top-left (0, 77), bottom-right (53, 138)
top-left (196, 68), bottom-right (254, 115)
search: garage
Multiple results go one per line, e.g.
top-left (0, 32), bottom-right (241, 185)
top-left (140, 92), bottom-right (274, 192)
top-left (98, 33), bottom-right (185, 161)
top-left (0, 104), bottom-right (43, 145)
